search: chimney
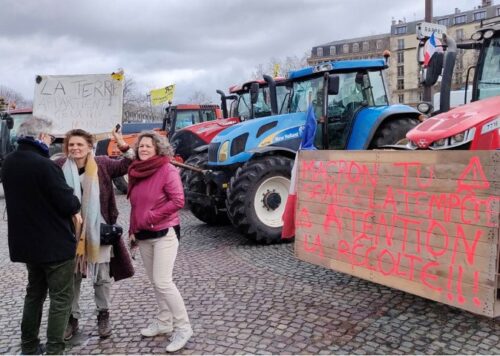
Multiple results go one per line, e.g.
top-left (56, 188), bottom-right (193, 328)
top-left (392, 17), bottom-right (396, 26)
top-left (455, 8), bottom-right (460, 14)
top-left (482, 0), bottom-right (492, 7)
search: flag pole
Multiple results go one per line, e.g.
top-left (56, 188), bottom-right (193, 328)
top-left (423, 0), bottom-right (433, 102)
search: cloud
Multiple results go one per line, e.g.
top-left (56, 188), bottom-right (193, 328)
top-left (0, 0), bottom-right (483, 103)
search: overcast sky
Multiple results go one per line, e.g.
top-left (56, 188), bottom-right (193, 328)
top-left (0, 0), bottom-right (484, 104)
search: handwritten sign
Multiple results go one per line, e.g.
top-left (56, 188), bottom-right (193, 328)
top-left (33, 73), bottom-right (124, 135)
top-left (295, 150), bottom-right (500, 317)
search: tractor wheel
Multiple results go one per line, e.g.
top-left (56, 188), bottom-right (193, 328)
top-left (369, 117), bottom-right (420, 148)
top-left (226, 156), bottom-right (293, 244)
top-left (181, 152), bottom-right (229, 225)
top-left (113, 175), bottom-right (128, 194)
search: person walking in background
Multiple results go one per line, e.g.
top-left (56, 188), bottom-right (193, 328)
top-left (54, 127), bottom-right (134, 340)
top-left (128, 131), bottom-right (192, 353)
top-left (2, 117), bottom-right (81, 355)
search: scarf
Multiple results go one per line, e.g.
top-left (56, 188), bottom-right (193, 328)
top-left (62, 153), bottom-right (101, 278)
top-left (127, 155), bottom-right (169, 198)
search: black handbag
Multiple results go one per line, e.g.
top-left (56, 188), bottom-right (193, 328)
top-left (100, 223), bottom-right (123, 245)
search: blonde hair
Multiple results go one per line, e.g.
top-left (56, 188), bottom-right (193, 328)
top-left (134, 131), bottom-right (173, 158)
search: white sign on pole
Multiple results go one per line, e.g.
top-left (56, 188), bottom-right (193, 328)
top-left (33, 73), bottom-right (124, 135)
top-left (416, 22), bottom-right (447, 40)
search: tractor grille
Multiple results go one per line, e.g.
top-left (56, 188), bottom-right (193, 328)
top-left (208, 142), bottom-right (221, 162)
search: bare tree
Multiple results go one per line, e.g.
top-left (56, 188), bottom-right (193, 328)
top-left (0, 85), bottom-right (31, 109)
top-left (251, 53), bottom-right (309, 79)
top-left (187, 90), bottom-right (212, 104)
top-left (122, 77), bottom-right (159, 122)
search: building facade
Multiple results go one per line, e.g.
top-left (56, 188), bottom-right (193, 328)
top-left (308, 1), bottom-right (500, 106)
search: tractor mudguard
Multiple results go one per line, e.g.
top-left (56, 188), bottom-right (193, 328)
top-left (346, 105), bottom-right (421, 149)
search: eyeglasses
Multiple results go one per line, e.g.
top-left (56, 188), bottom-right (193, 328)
top-left (46, 134), bottom-right (56, 144)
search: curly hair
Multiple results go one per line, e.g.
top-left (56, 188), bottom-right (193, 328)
top-left (134, 131), bottom-right (173, 158)
top-left (62, 129), bottom-right (95, 156)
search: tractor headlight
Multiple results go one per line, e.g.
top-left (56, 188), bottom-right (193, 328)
top-left (483, 29), bottom-right (494, 39)
top-left (452, 132), bottom-right (465, 143)
top-left (218, 141), bottom-right (229, 162)
top-left (434, 138), bottom-right (446, 147)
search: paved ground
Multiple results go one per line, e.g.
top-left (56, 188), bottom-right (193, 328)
top-left (0, 186), bottom-right (499, 355)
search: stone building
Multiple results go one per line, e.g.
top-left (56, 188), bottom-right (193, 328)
top-left (308, 0), bottom-right (500, 106)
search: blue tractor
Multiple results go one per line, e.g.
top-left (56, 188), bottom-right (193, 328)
top-left (187, 58), bottom-right (422, 244)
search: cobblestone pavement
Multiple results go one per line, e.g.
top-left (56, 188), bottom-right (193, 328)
top-left (0, 187), bottom-right (499, 355)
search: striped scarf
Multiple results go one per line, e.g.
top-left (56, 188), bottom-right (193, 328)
top-left (62, 153), bottom-right (101, 278)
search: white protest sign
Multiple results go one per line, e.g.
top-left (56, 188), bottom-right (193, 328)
top-left (33, 73), bottom-right (124, 135)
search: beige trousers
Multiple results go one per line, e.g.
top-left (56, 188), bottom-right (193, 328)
top-left (138, 228), bottom-right (191, 331)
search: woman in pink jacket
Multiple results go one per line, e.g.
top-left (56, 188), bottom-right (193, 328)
top-left (128, 131), bottom-right (192, 353)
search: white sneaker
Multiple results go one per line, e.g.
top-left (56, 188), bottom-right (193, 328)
top-left (166, 327), bottom-right (193, 353)
top-left (140, 320), bottom-right (173, 337)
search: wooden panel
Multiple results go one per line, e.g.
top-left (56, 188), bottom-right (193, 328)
top-left (295, 150), bottom-right (500, 317)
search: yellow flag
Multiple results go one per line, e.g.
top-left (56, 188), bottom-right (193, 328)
top-left (273, 63), bottom-right (280, 77)
top-left (150, 84), bottom-right (175, 106)
top-left (111, 70), bottom-right (124, 81)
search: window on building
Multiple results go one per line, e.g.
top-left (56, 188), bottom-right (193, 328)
top-left (362, 42), bottom-right (369, 52)
top-left (397, 66), bottom-right (404, 77)
top-left (454, 73), bottom-right (463, 85)
top-left (455, 29), bottom-right (464, 41)
top-left (397, 51), bottom-right (404, 64)
top-left (397, 79), bottom-right (404, 90)
top-left (353, 43), bottom-right (359, 52)
top-left (474, 11), bottom-right (486, 21)
top-left (497, 7), bottom-right (500, 16)
top-left (397, 39), bottom-right (404, 50)
top-left (343, 44), bottom-right (349, 54)
top-left (437, 18), bottom-right (449, 26)
top-left (419, 91), bottom-right (423, 101)
top-left (398, 94), bottom-right (404, 103)
top-left (395, 26), bottom-right (407, 35)
top-left (330, 45), bottom-right (336, 56)
top-left (317, 47), bottom-right (323, 57)
top-left (376, 40), bottom-right (383, 49)
top-left (455, 15), bottom-right (466, 24)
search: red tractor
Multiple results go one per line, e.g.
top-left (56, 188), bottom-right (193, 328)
top-left (406, 17), bottom-right (500, 150)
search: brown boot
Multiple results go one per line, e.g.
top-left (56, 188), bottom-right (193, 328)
top-left (97, 310), bottom-right (112, 339)
top-left (64, 315), bottom-right (79, 341)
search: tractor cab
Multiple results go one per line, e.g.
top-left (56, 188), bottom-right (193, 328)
top-left (228, 76), bottom-right (290, 121)
top-left (287, 59), bottom-right (411, 151)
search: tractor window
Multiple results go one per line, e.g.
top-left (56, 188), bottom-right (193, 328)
top-left (324, 72), bottom-right (369, 149)
top-left (290, 76), bottom-right (324, 117)
top-left (236, 90), bottom-right (272, 120)
top-left (477, 36), bottom-right (500, 100)
top-left (368, 71), bottom-right (389, 106)
top-left (276, 85), bottom-right (291, 114)
top-left (255, 88), bottom-right (272, 118)
top-left (175, 110), bottom-right (199, 130)
top-left (200, 109), bottom-right (216, 122)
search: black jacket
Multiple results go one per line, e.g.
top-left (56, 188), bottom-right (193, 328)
top-left (2, 140), bottom-right (81, 263)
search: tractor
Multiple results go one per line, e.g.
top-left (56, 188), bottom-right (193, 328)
top-left (179, 76), bottom-right (291, 224)
top-left (406, 16), bottom-right (500, 150)
top-left (186, 58), bottom-right (423, 244)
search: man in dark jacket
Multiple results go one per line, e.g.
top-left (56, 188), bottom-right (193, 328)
top-left (2, 117), bottom-right (81, 355)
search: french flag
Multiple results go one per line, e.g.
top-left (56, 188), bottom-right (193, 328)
top-left (423, 32), bottom-right (443, 67)
top-left (281, 104), bottom-right (317, 239)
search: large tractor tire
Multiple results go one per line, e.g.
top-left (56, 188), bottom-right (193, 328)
top-left (369, 117), bottom-right (420, 148)
top-left (226, 155), bottom-right (293, 244)
top-left (113, 175), bottom-right (128, 194)
top-left (181, 152), bottom-right (229, 225)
